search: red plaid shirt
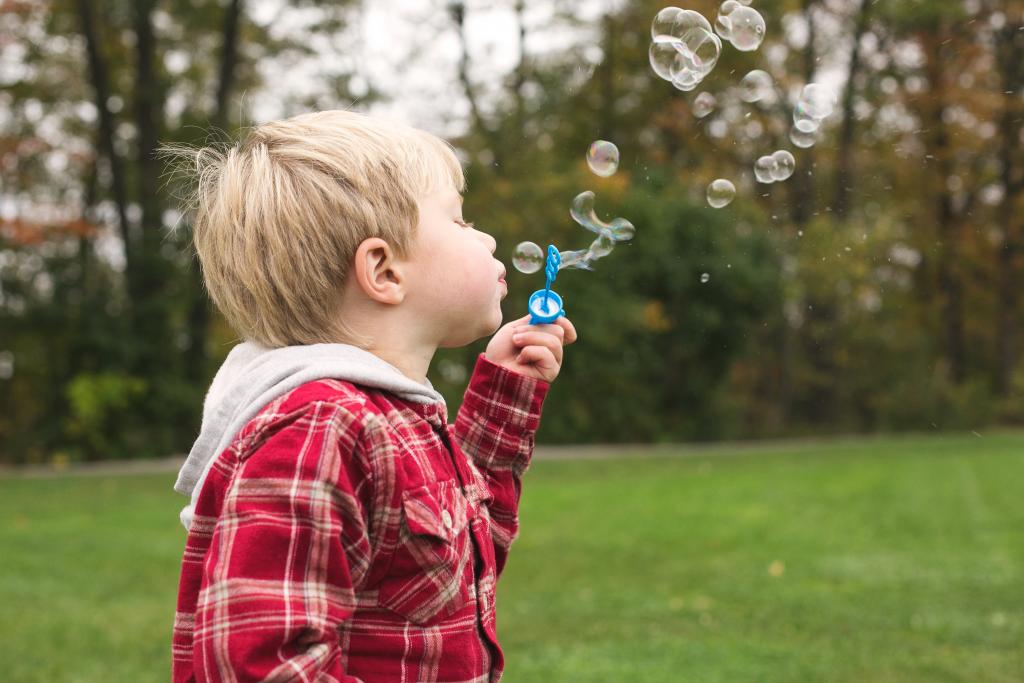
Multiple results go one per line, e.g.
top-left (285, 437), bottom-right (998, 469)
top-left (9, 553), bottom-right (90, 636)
top-left (171, 354), bottom-right (549, 683)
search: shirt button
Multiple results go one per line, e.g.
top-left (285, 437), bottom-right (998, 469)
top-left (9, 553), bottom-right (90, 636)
top-left (442, 509), bottom-right (453, 529)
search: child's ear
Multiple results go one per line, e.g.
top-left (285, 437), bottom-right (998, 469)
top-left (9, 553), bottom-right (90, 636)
top-left (353, 237), bottom-right (406, 305)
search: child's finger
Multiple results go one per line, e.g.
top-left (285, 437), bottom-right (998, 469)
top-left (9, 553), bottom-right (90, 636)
top-left (556, 317), bottom-right (578, 344)
top-left (516, 345), bottom-right (558, 371)
top-left (511, 332), bottom-right (563, 363)
top-left (519, 322), bottom-right (565, 342)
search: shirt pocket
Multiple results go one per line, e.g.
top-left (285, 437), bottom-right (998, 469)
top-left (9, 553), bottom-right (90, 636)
top-left (377, 479), bottom-right (475, 626)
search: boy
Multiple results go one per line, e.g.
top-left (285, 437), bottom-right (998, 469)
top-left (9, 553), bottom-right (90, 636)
top-left (170, 110), bottom-right (576, 682)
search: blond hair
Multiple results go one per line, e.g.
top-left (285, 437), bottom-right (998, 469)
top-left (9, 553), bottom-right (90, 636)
top-left (165, 110), bottom-right (465, 347)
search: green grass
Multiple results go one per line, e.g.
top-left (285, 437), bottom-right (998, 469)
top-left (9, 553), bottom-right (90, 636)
top-left (1, 433), bottom-right (1022, 682)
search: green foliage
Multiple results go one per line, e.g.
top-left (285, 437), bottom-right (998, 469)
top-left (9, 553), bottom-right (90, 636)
top-left (64, 373), bottom-right (147, 460)
top-left (533, 186), bottom-right (782, 442)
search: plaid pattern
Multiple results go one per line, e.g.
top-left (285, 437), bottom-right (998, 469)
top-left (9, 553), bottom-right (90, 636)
top-left (171, 354), bottom-right (549, 683)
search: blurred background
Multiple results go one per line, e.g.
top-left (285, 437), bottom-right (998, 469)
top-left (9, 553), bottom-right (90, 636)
top-left (1, 1), bottom-right (1022, 681)
top-left (2, 0), bottom-right (1024, 458)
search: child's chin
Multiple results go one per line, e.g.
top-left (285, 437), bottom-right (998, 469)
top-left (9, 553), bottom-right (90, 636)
top-left (441, 315), bottom-right (502, 348)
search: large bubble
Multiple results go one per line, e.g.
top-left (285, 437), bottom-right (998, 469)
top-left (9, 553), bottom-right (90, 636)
top-left (739, 69), bottom-right (773, 103)
top-left (706, 179), bottom-right (736, 208)
top-left (651, 6), bottom-right (686, 41)
top-left (649, 40), bottom-right (680, 81)
top-left (512, 241), bottom-right (545, 274)
top-left (726, 6), bottom-right (766, 51)
top-left (650, 8), bottom-right (721, 88)
top-left (586, 140), bottom-right (619, 177)
top-left (651, 7), bottom-right (713, 42)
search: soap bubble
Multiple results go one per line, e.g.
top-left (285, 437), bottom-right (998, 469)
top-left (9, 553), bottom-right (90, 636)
top-left (770, 150), bottom-right (796, 181)
top-left (672, 69), bottom-right (701, 91)
top-left (650, 9), bottom-right (721, 86)
top-left (754, 155), bottom-right (778, 183)
top-left (652, 7), bottom-right (713, 42)
top-left (739, 69), bottom-right (773, 103)
top-left (587, 233), bottom-right (616, 260)
top-left (693, 92), bottom-right (717, 118)
top-left (672, 28), bottom-right (721, 79)
top-left (800, 83), bottom-right (835, 119)
top-left (726, 6), bottom-right (766, 51)
top-left (512, 241), bottom-right (545, 274)
top-left (565, 191), bottom-right (635, 270)
top-left (714, 0), bottom-right (740, 40)
top-left (558, 248), bottom-right (594, 271)
top-left (793, 103), bottom-right (820, 133)
top-left (701, 272), bottom-right (711, 283)
top-left (789, 126), bottom-right (817, 149)
top-left (571, 191), bottom-right (636, 241)
top-left (607, 217), bottom-right (636, 241)
top-left (587, 140), bottom-right (619, 177)
top-left (651, 6), bottom-right (686, 40)
top-left (706, 178), bottom-right (736, 208)
top-left (649, 40), bottom-right (680, 81)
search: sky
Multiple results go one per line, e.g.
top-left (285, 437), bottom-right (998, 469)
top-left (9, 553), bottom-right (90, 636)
top-left (248, 0), bottom-right (614, 135)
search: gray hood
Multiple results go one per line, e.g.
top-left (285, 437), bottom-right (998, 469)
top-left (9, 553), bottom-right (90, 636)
top-left (174, 341), bottom-right (446, 530)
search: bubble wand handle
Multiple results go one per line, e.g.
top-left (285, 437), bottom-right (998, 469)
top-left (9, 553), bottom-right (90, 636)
top-left (528, 244), bottom-right (566, 325)
top-left (543, 245), bottom-right (560, 307)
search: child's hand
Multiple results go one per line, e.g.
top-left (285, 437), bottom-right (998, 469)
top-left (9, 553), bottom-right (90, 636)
top-left (485, 314), bottom-right (578, 382)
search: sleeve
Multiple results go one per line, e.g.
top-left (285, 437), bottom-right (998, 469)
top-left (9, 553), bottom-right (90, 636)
top-left (452, 354), bottom-right (550, 577)
top-left (193, 400), bottom-right (372, 683)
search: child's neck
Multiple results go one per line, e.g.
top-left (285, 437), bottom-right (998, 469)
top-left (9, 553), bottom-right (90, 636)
top-left (362, 339), bottom-right (435, 386)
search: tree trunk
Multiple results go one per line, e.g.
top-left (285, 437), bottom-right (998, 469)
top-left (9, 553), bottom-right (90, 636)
top-left (185, 0), bottom-right (244, 382)
top-left (513, 0), bottom-right (527, 142)
top-left (130, 0), bottom-right (170, 374)
top-left (75, 0), bottom-right (131, 274)
top-left (833, 0), bottom-right (871, 221)
top-left (995, 14), bottom-right (1024, 395)
top-left (449, 1), bottom-right (502, 170)
top-left (788, 0), bottom-right (816, 226)
top-left (598, 11), bottom-right (616, 143)
top-left (924, 27), bottom-right (966, 383)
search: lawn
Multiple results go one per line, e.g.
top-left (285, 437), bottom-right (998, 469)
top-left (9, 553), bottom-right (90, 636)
top-left (1, 433), bottom-right (1021, 682)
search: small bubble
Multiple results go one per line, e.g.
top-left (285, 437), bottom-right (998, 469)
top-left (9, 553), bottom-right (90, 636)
top-left (739, 69), bottom-right (772, 103)
top-left (714, 0), bottom-right (740, 40)
top-left (770, 150), bottom-right (796, 181)
top-left (700, 272), bottom-right (710, 283)
top-left (693, 91), bottom-right (717, 118)
top-left (512, 241), bottom-right (545, 274)
top-left (793, 103), bottom-right (820, 132)
top-left (800, 83), bottom-right (835, 119)
top-left (790, 126), bottom-right (817, 148)
top-left (586, 140), bottom-right (619, 177)
top-left (754, 155), bottom-right (778, 183)
top-left (706, 178), bottom-right (736, 208)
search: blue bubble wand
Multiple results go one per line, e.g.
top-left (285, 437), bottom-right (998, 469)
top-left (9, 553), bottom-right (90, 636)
top-left (527, 245), bottom-right (565, 325)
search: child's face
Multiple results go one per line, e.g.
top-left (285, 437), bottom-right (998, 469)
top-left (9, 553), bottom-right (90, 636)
top-left (406, 188), bottom-right (507, 347)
